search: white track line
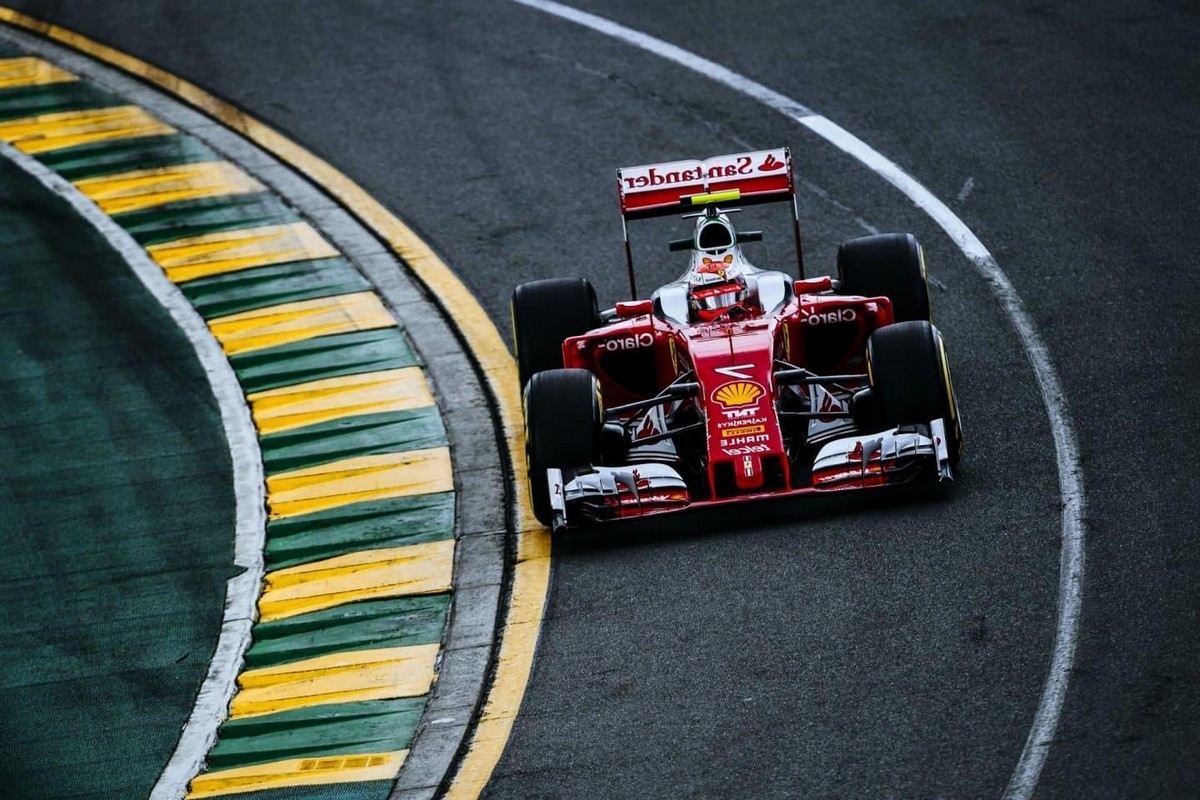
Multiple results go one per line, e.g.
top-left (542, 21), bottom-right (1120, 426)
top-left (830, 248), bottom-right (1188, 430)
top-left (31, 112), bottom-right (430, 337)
top-left (0, 139), bottom-right (266, 800)
top-left (511, 2), bottom-right (1086, 797)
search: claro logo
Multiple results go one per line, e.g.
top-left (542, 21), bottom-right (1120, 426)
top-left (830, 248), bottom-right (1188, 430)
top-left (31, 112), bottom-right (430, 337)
top-left (602, 332), bottom-right (654, 352)
top-left (804, 308), bottom-right (857, 326)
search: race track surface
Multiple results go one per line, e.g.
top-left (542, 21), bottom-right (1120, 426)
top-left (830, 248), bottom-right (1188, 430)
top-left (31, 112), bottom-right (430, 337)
top-left (6, 1), bottom-right (1198, 798)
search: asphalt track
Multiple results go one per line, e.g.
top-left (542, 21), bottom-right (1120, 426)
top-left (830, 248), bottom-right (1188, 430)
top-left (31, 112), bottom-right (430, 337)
top-left (6, 1), bottom-right (1199, 798)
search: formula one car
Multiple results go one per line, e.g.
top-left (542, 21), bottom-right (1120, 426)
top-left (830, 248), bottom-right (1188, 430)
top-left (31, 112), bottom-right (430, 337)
top-left (513, 147), bottom-right (962, 530)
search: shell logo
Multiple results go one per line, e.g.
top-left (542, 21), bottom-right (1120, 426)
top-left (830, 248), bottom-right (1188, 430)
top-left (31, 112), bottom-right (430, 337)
top-left (711, 381), bottom-right (764, 408)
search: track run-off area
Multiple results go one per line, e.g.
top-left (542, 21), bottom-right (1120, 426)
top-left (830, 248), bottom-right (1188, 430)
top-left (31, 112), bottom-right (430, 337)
top-left (2, 2), bottom-right (1197, 800)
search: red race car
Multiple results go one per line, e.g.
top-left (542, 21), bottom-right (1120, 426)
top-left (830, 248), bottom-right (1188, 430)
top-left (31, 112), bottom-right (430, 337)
top-left (513, 147), bottom-right (963, 530)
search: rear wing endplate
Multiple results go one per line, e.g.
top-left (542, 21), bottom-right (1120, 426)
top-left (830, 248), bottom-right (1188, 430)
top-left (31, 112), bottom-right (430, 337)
top-left (615, 147), bottom-right (804, 297)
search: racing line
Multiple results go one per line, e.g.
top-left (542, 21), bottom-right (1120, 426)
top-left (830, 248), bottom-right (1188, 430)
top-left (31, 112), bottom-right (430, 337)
top-left (505, 3), bottom-right (1088, 799)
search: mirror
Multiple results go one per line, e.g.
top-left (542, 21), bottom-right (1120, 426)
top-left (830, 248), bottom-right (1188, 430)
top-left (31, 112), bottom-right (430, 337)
top-left (615, 300), bottom-right (654, 318)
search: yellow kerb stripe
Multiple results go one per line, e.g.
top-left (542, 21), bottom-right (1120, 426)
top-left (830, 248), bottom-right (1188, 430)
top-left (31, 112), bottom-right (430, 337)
top-left (208, 291), bottom-right (394, 356)
top-left (265, 443), bottom-right (451, 520)
top-left (266, 446), bottom-right (453, 520)
top-left (74, 161), bottom-right (265, 216)
top-left (146, 220), bottom-right (338, 283)
top-left (0, 56), bottom-right (76, 88)
top-left (0, 105), bottom-right (174, 153)
top-left (186, 751), bottom-right (406, 798)
top-left (247, 366), bottom-right (434, 435)
top-left (258, 539), bottom-right (454, 621)
top-left (229, 643), bottom-right (439, 719)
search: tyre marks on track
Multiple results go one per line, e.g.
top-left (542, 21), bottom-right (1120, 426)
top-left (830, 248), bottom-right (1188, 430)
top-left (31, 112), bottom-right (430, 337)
top-left (0, 45), bottom-right (456, 800)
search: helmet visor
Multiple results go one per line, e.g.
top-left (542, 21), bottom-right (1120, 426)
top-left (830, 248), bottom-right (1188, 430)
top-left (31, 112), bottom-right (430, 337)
top-left (696, 288), bottom-right (743, 311)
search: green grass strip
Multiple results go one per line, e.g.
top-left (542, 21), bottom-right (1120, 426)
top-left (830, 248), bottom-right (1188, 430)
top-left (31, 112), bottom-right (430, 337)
top-left (179, 257), bottom-right (370, 318)
top-left (35, 132), bottom-right (217, 181)
top-left (113, 190), bottom-right (300, 246)
top-left (245, 595), bottom-right (451, 670)
top-left (230, 329), bottom-right (420, 395)
top-left (0, 80), bottom-right (123, 122)
top-left (207, 698), bottom-right (425, 771)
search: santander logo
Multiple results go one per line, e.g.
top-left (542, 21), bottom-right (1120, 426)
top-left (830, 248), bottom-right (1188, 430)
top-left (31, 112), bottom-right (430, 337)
top-left (758, 153), bottom-right (786, 172)
top-left (619, 149), bottom-right (789, 193)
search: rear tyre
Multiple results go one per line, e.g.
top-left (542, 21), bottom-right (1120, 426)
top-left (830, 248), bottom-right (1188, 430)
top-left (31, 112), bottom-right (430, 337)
top-left (512, 277), bottom-right (600, 389)
top-left (837, 233), bottom-right (932, 323)
top-left (524, 368), bottom-right (603, 526)
top-left (866, 320), bottom-right (963, 466)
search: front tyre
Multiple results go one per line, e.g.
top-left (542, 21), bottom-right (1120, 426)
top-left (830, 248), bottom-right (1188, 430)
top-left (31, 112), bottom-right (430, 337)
top-left (866, 320), bottom-right (963, 466)
top-left (512, 277), bottom-right (600, 390)
top-left (524, 368), bottom-right (603, 526)
top-left (837, 232), bottom-right (932, 323)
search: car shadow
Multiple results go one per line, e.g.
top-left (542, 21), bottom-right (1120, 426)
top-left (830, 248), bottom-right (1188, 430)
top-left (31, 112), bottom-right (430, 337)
top-left (551, 479), bottom-right (960, 555)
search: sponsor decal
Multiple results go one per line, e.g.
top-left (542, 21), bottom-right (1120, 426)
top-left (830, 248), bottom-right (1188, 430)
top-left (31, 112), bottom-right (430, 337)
top-left (804, 308), bottom-right (857, 326)
top-left (722, 443), bottom-right (771, 456)
top-left (758, 153), bottom-right (785, 172)
top-left (601, 332), bottom-right (654, 352)
top-left (619, 148), bottom-right (789, 194)
top-left (622, 156), bottom-right (754, 190)
top-left (720, 407), bottom-right (762, 421)
top-left (711, 380), bottom-right (764, 409)
top-left (720, 424), bottom-right (766, 439)
top-left (722, 433), bottom-right (771, 447)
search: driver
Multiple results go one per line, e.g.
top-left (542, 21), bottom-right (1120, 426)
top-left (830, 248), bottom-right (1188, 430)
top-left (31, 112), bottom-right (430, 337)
top-left (686, 214), bottom-right (760, 322)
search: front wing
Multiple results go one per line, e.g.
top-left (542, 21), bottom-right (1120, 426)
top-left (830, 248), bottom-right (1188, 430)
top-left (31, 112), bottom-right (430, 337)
top-left (545, 419), bottom-right (953, 532)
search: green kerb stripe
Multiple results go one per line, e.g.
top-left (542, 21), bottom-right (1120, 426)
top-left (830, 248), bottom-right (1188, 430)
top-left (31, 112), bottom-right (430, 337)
top-left (230, 328), bottom-right (421, 394)
top-left (245, 595), bottom-right (451, 670)
top-left (260, 407), bottom-right (447, 475)
top-left (265, 492), bottom-right (455, 571)
top-left (179, 257), bottom-right (370, 318)
top-left (114, 191), bottom-right (299, 246)
top-left (35, 132), bottom-right (217, 181)
top-left (0, 80), bottom-right (124, 122)
top-left (207, 697), bottom-right (424, 771)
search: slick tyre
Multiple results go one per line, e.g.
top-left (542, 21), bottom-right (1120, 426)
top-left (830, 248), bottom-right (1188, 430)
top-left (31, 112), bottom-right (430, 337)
top-left (866, 320), bottom-right (963, 466)
top-left (837, 233), bottom-right (932, 323)
top-left (512, 277), bottom-right (600, 389)
top-left (524, 368), bottom-right (603, 526)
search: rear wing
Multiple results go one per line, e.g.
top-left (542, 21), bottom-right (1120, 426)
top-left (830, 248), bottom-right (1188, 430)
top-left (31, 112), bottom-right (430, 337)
top-left (616, 147), bottom-right (804, 296)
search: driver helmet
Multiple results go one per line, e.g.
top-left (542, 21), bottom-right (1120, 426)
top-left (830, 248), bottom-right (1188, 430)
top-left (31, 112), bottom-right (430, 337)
top-left (688, 254), bottom-right (751, 322)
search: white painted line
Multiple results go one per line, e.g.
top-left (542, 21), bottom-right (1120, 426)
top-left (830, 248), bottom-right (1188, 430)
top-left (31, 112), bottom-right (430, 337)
top-left (0, 139), bottom-right (266, 800)
top-left (511, 2), bottom-right (1087, 798)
